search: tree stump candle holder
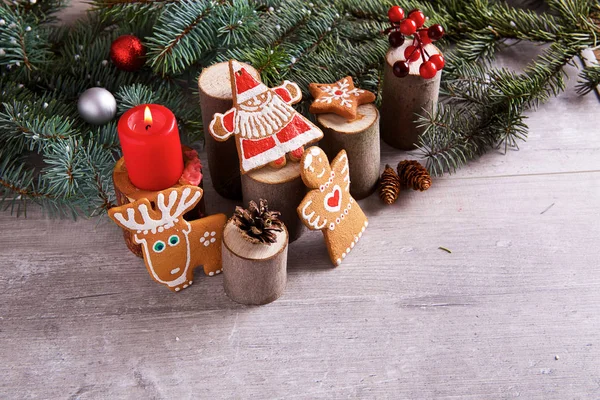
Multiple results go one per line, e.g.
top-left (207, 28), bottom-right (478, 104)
top-left (241, 163), bottom-right (306, 243)
top-left (222, 219), bottom-right (288, 305)
top-left (113, 145), bottom-right (205, 257)
top-left (380, 43), bottom-right (442, 150)
top-left (317, 104), bottom-right (380, 199)
top-left (198, 61), bottom-right (261, 199)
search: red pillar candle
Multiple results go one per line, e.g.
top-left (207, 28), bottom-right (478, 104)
top-left (118, 104), bottom-right (184, 191)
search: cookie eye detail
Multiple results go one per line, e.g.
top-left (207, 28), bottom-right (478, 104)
top-left (168, 235), bottom-right (179, 246)
top-left (153, 240), bottom-right (166, 253)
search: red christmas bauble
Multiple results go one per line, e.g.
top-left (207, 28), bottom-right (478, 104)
top-left (110, 35), bottom-right (146, 72)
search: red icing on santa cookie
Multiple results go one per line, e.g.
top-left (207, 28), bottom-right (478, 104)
top-left (208, 60), bottom-right (323, 174)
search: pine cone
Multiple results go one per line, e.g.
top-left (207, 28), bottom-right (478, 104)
top-left (378, 164), bottom-right (401, 205)
top-left (232, 199), bottom-right (283, 245)
top-left (397, 160), bottom-right (431, 191)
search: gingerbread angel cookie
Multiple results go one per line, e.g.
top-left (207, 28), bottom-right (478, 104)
top-left (209, 60), bottom-right (323, 174)
top-left (109, 186), bottom-right (227, 292)
top-left (297, 148), bottom-right (368, 266)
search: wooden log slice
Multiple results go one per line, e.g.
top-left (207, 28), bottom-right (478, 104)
top-left (317, 104), bottom-right (380, 199)
top-left (380, 43), bottom-right (442, 150)
top-left (113, 145), bottom-right (206, 258)
top-left (222, 220), bottom-right (288, 305)
top-left (198, 61), bottom-right (261, 200)
top-left (241, 162), bottom-right (307, 243)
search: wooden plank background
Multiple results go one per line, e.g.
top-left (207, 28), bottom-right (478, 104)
top-left (1, 2), bottom-right (599, 399)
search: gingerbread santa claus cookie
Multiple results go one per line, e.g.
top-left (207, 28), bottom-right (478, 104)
top-left (297, 147), bottom-right (368, 266)
top-left (209, 60), bottom-right (323, 174)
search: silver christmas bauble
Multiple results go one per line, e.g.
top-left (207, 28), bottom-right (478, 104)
top-left (77, 87), bottom-right (117, 125)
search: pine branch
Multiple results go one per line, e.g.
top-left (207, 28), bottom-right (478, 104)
top-left (7, 0), bottom-right (67, 25)
top-left (0, 6), bottom-right (53, 73)
top-left (576, 64), bottom-right (600, 95)
top-left (146, 0), bottom-right (218, 75)
top-left (2, 0), bottom-right (600, 218)
top-left (0, 152), bottom-right (77, 218)
top-left (419, 42), bottom-right (578, 176)
top-left (0, 100), bottom-right (78, 154)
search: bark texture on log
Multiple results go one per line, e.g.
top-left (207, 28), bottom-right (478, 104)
top-left (241, 162), bottom-right (307, 243)
top-left (317, 104), bottom-right (380, 199)
top-left (198, 61), bottom-right (260, 200)
top-left (380, 43), bottom-right (441, 150)
top-left (222, 220), bottom-right (288, 305)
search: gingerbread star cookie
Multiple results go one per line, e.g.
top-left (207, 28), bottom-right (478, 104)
top-left (297, 147), bottom-right (368, 266)
top-left (309, 76), bottom-right (376, 120)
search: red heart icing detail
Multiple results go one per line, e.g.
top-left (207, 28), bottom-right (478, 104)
top-left (324, 185), bottom-right (342, 212)
top-left (327, 190), bottom-right (340, 207)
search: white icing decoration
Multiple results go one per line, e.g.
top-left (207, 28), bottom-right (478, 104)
top-left (113, 188), bottom-right (200, 233)
top-left (236, 91), bottom-right (293, 138)
top-left (316, 78), bottom-right (365, 108)
top-left (301, 200), bottom-right (327, 230)
top-left (239, 125), bottom-right (322, 173)
top-left (324, 185), bottom-right (342, 213)
top-left (304, 154), bottom-right (314, 170)
top-left (119, 188), bottom-right (206, 290)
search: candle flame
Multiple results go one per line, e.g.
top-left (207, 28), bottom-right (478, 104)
top-left (144, 106), bottom-right (153, 126)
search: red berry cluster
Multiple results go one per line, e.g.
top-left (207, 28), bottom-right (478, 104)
top-left (385, 6), bottom-right (445, 79)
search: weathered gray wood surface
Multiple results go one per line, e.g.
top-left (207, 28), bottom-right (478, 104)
top-left (1, 4), bottom-right (600, 400)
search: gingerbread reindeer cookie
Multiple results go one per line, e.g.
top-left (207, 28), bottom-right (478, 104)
top-left (297, 148), bottom-right (368, 266)
top-left (209, 60), bottom-right (323, 174)
top-left (109, 185), bottom-right (227, 292)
